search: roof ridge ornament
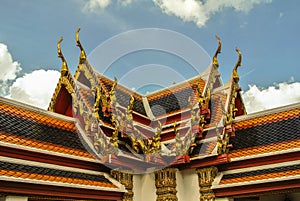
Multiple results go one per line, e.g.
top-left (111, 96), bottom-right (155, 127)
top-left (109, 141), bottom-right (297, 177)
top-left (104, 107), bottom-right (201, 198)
top-left (57, 37), bottom-right (68, 76)
top-left (76, 27), bottom-right (87, 64)
top-left (213, 35), bottom-right (222, 68)
top-left (233, 47), bottom-right (242, 83)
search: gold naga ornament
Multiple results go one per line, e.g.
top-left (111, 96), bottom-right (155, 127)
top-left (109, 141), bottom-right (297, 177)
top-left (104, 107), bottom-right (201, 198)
top-left (57, 37), bottom-right (68, 76)
top-left (129, 121), bottom-right (162, 155)
top-left (76, 27), bottom-right (87, 64)
top-left (212, 35), bottom-right (222, 68)
top-left (217, 47), bottom-right (243, 154)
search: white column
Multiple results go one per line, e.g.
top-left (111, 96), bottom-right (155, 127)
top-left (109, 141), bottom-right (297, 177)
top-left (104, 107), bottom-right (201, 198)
top-left (5, 196), bottom-right (28, 201)
top-left (215, 198), bottom-right (233, 201)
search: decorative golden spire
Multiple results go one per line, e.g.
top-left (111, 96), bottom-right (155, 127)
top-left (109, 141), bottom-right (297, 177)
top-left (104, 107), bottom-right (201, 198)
top-left (232, 47), bottom-right (242, 82)
top-left (150, 121), bottom-right (162, 153)
top-left (57, 37), bottom-right (68, 76)
top-left (174, 122), bottom-right (182, 155)
top-left (76, 27), bottom-right (87, 64)
top-left (213, 35), bottom-right (222, 68)
top-left (109, 76), bottom-right (118, 107)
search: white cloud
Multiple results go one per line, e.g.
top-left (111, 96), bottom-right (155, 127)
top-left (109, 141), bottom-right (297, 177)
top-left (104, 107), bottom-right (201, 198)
top-left (83, 0), bottom-right (133, 13)
top-left (0, 43), bottom-right (60, 109)
top-left (0, 43), bottom-right (22, 94)
top-left (242, 81), bottom-right (300, 114)
top-left (153, 0), bottom-right (272, 27)
top-left (83, 0), bottom-right (111, 12)
top-left (153, 0), bottom-right (208, 27)
top-left (118, 0), bottom-right (133, 6)
top-left (279, 12), bottom-right (284, 19)
top-left (8, 70), bottom-right (60, 109)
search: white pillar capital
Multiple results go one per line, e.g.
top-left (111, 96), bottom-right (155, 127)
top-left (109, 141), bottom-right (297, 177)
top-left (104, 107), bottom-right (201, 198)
top-left (5, 196), bottom-right (28, 201)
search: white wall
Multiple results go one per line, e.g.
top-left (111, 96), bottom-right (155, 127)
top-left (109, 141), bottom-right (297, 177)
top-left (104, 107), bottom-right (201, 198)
top-left (215, 198), bottom-right (233, 201)
top-left (133, 173), bottom-right (157, 201)
top-left (4, 196), bottom-right (28, 201)
top-left (177, 169), bottom-right (200, 201)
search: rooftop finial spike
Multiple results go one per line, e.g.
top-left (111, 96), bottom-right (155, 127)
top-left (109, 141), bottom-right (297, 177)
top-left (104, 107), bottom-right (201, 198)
top-left (232, 47), bottom-right (242, 83)
top-left (57, 37), bottom-right (68, 76)
top-left (213, 35), bottom-right (222, 68)
top-left (76, 27), bottom-right (87, 64)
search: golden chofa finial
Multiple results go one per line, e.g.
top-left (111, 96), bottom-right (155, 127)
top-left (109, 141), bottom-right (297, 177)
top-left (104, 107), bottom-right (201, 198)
top-left (76, 27), bottom-right (87, 64)
top-left (212, 35), bottom-right (222, 68)
top-left (232, 47), bottom-right (242, 83)
top-left (57, 37), bottom-right (68, 76)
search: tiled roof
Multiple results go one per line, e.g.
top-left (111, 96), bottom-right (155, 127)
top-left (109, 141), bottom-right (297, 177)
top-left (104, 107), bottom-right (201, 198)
top-left (115, 88), bottom-right (147, 116)
top-left (0, 111), bottom-right (85, 151)
top-left (99, 75), bottom-right (147, 116)
top-left (79, 87), bottom-right (94, 109)
top-left (149, 86), bottom-right (196, 117)
top-left (190, 140), bottom-right (217, 157)
top-left (0, 101), bottom-right (76, 132)
top-left (229, 107), bottom-right (300, 159)
top-left (205, 91), bottom-right (228, 128)
top-left (0, 98), bottom-right (93, 159)
top-left (219, 164), bottom-right (300, 185)
top-left (0, 160), bottom-right (117, 189)
top-left (234, 108), bottom-right (300, 130)
top-left (0, 132), bottom-right (92, 158)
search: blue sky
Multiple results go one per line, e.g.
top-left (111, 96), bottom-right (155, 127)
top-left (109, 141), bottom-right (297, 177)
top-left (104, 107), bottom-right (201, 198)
top-left (0, 0), bottom-right (299, 112)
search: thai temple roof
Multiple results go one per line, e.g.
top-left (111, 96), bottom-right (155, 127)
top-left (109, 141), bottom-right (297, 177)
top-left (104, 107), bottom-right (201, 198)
top-left (0, 29), bottom-right (299, 200)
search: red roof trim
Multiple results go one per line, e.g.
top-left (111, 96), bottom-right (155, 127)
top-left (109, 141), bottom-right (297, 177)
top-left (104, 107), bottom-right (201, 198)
top-left (0, 145), bottom-right (110, 172)
top-left (214, 179), bottom-right (300, 197)
top-left (220, 151), bottom-right (300, 171)
top-left (0, 181), bottom-right (123, 200)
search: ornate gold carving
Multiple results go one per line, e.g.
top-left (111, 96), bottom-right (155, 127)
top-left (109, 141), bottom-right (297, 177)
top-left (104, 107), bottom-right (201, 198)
top-left (155, 168), bottom-right (178, 201)
top-left (126, 95), bottom-right (135, 123)
top-left (111, 122), bottom-right (119, 148)
top-left (212, 35), bottom-right (222, 68)
top-left (196, 83), bottom-right (211, 129)
top-left (110, 76), bottom-right (118, 107)
top-left (150, 121), bottom-right (162, 153)
top-left (174, 122), bottom-right (182, 155)
top-left (111, 170), bottom-right (134, 201)
top-left (128, 122), bottom-right (162, 155)
top-left (76, 27), bottom-right (87, 64)
top-left (217, 48), bottom-right (244, 154)
top-left (57, 37), bottom-right (68, 76)
top-left (196, 167), bottom-right (218, 201)
top-left (48, 38), bottom-right (77, 112)
top-left (232, 47), bottom-right (242, 83)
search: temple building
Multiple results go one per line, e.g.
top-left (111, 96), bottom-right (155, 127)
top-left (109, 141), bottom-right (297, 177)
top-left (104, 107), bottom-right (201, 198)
top-left (0, 29), bottom-right (300, 201)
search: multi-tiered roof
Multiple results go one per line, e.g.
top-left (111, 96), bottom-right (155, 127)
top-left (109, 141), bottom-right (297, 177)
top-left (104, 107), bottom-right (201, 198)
top-left (48, 29), bottom-right (246, 172)
top-left (1, 28), bottom-right (299, 200)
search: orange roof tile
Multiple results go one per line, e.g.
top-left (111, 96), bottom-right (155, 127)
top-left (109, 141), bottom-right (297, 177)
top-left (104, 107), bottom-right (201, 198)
top-left (0, 132), bottom-right (94, 159)
top-left (0, 169), bottom-right (117, 188)
top-left (220, 168), bottom-right (300, 185)
top-left (229, 139), bottom-right (300, 159)
top-left (0, 102), bottom-right (76, 132)
top-left (234, 108), bottom-right (300, 130)
top-left (147, 77), bottom-right (205, 101)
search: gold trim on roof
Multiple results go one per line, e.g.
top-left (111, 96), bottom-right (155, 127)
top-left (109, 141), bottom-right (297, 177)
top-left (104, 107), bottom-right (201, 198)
top-left (57, 37), bottom-right (68, 76)
top-left (217, 47), bottom-right (244, 154)
top-left (213, 35), bottom-right (222, 68)
top-left (48, 37), bottom-right (75, 112)
top-left (233, 47), bottom-right (242, 83)
top-left (76, 27), bottom-right (87, 64)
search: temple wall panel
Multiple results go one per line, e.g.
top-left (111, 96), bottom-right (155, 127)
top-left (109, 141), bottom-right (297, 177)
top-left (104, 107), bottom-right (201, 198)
top-left (3, 196), bottom-right (28, 201)
top-left (215, 198), bottom-right (233, 201)
top-left (133, 173), bottom-right (157, 201)
top-left (176, 169), bottom-right (200, 201)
